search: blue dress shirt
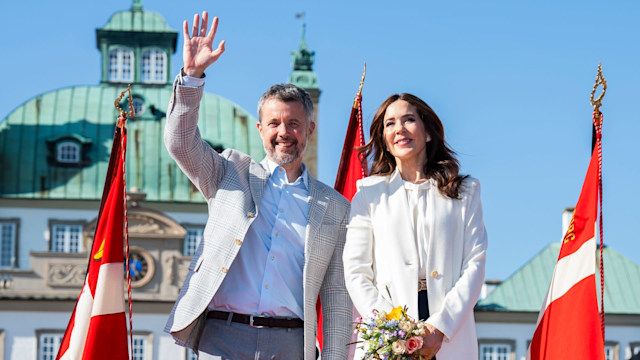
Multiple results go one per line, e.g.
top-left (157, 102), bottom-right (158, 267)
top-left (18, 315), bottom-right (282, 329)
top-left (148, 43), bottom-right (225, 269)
top-left (209, 158), bottom-right (310, 319)
top-left (179, 74), bottom-right (310, 319)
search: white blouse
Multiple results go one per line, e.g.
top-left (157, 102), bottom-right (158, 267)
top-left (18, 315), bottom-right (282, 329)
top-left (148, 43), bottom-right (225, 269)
top-left (403, 180), bottom-right (430, 279)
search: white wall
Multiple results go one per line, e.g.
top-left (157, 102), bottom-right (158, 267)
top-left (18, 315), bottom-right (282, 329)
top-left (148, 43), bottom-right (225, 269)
top-left (1, 206), bottom-right (207, 271)
top-left (477, 322), bottom-right (535, 360)
top-left (477, 321), bottom-right (640, 360)
top-left (606, 325), bottom-right (640, 360)
top-left (0, 310), bottom-right (185, 360)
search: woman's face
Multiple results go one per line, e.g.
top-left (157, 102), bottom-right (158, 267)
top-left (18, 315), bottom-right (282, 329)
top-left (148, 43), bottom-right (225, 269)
top-left (382, 99), bottom-right (430, 166)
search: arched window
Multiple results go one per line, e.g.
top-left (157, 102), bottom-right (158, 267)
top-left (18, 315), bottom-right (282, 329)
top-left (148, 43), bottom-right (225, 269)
top-left (141, 48), bottom-right (166, 83)
top-left (56, 142), bottom-right (80, 164)
top-left (108, 47), bottom-right (134, 82)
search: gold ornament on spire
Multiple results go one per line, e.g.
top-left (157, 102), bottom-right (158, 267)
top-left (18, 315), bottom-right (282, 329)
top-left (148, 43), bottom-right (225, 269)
top-left (590, 63), bottom-right (607, 116)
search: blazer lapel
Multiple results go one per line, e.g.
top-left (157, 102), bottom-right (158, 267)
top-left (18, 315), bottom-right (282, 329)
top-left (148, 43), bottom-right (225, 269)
top-left (305, 176), bottom-right (329, 262)
top-left (249, 159), bottom-right (270, 210)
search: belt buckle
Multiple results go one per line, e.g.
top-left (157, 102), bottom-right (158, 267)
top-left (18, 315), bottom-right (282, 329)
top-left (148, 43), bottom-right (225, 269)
top-left (249, 315), bottom-right (265, 328)
top-left (418, 279), bottom-right (428, 292)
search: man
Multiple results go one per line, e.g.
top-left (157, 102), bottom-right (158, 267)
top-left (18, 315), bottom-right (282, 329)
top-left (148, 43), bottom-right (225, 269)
top-left (163, 11), bottom-right (352, 360)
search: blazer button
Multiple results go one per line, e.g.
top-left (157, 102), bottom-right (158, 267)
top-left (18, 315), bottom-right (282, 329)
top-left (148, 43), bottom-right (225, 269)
top-left (247, 211), bottom-right (255, 218)
top-left (235, 239), bottom-right (243, 246)
top-left (221, 267), bottom-right (228, 273)
top-left (431, 270), bottom-right (439, 279)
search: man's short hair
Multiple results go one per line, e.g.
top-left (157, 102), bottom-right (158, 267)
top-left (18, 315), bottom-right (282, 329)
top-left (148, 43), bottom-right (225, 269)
top-left (257, 83), bottom-right (314, 124)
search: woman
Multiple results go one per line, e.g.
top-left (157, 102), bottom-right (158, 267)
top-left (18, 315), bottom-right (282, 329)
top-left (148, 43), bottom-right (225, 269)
top-left (343, 93), bottom-right (488, 360)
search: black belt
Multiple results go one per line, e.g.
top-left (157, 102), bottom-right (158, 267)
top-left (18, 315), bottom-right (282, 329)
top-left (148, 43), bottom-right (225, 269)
top-left (207, 310), bottom-right (304, 328)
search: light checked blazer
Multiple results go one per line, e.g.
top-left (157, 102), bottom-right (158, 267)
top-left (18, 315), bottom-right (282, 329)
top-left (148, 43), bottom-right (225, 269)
top-left (163, 81), bottom-right (352, 360)
top-left (343, 171), bottom-right (488, 360)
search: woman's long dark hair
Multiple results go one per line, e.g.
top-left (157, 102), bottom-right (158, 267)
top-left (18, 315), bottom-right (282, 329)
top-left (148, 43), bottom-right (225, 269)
top-left (360, 93), bottom-right (468, 199)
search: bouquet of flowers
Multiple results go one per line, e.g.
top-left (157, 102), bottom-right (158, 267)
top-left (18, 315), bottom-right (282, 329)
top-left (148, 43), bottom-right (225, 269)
top-left (353, 306), bottom-right (428, 359)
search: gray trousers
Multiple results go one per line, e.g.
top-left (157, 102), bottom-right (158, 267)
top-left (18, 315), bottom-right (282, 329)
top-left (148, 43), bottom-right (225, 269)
top-left (197, 317), bottom-right (304, 360)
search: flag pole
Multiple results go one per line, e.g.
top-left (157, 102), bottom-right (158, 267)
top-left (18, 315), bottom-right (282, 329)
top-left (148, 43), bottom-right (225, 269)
top-left (527, 66), bottom-right (608, 360)
top-left (357, 62), bottom-right (366, 101)
top-left (589, 63), bottom-right (606, 340)
top-left (590, 63), bottom-right (606, 152)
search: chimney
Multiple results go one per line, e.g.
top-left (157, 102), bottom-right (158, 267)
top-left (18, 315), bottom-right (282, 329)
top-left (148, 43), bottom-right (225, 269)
top-left (561, 207), bottom-right (575, 239)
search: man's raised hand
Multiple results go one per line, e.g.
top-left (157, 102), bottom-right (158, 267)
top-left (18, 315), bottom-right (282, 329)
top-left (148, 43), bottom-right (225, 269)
top-left (182, 11), bottom-right (225, 78)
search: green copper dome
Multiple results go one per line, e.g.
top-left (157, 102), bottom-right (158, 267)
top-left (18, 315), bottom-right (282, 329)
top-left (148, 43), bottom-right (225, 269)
top-left (0, 85), bottom-right (264, 202)
top-left (0, 0), bottom-right (265, 203)
top-left (102, 1), bottom-right (174, 33)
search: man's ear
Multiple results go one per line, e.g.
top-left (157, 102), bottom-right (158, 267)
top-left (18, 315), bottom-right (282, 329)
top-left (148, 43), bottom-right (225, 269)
top-left (308, 121), bottom-right (316, 138)
top-left (256, 121), bottom-right (262, 135)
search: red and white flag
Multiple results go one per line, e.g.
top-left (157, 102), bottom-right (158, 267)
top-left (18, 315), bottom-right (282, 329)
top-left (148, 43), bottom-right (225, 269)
top-left (57, 122), bottom-right (129, 360)
top-left (527, 147), bottom-right (605, 360)
top-left (333, 83), bottom-right (368, 202)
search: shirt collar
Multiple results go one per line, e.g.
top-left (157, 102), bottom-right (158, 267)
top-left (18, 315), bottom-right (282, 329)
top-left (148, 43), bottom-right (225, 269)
top-left (264, 157), bottom-right (309, 189)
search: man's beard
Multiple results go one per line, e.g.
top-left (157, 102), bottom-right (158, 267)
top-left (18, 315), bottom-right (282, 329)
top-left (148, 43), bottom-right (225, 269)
top-left (264, 137), bottom-right (307, 166)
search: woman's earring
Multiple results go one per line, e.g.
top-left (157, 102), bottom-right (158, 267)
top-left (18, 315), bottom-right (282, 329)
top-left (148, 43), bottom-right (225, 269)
top-left (426, 136), bottom-right (431, 142)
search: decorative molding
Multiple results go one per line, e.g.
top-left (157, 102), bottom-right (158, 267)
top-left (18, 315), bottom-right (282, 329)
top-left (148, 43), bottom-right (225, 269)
top-left (47, 264), bottom-right (85, 287)
top-left (0, 275), bottom-right (12, 290)
top-left (84, 206), bottom-right (186, 245)
top-left (128, 214), bottom-right (164, 234)
top-left (165, 256), bottom-right (175, 285)
top-left (176, 258), bottom-right (190, 286)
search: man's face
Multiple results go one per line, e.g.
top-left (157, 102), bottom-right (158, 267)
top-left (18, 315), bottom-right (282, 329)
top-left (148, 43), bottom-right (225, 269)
top-left (257, 98), bottom-right (315, 168)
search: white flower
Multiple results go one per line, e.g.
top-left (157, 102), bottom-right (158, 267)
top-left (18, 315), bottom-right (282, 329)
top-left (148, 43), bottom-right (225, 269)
top-left (392, 340), bottom-right (406, 355)
top-left (399, 320), bottom-right (414, 332)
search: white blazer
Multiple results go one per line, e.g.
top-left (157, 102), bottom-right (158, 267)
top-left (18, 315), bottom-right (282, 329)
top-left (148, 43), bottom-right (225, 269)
top-left (343, 170), bottom-right (488, 360)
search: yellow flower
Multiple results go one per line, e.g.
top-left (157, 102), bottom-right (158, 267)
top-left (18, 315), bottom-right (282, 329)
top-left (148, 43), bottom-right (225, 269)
top-left (386, 306), bottom-right (403, 320)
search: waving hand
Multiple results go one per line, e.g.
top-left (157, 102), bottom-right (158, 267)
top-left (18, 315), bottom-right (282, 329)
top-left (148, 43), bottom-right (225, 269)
top-left (182, 11), bottom-right (226, 78)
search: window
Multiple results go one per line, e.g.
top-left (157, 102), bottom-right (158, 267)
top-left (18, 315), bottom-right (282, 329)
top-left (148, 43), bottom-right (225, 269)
top-left (56, 142), bottom-right (80, 164)
top-left (141, 48), bottom-right (166, 83)
top-left (186, 348), bottom-right (198, 360)
top-left (0, 329), bottom-right (5, 360)
top-left (0, 220), bottom-right (17, 268)
top-left (46, 134), bottom-right (92, 168)
top-left (51, 223), bottom-right (84, 253)
top-left (605, 345), bottom-right (615, 360)
top-left (631, 342), bottom-right (640, 358)
top-left (38, 332), bottom-right (63, 360)
top-left (479, 341), bottom-right (514, 360)
top-left (604, 342), bottom-right (619, 360)
top-left (109, 47), bottom-right (134, 82)
top-left (130, 334), bottom-right (151, 360)
top-left (184, 227), bottom-right (204, 256)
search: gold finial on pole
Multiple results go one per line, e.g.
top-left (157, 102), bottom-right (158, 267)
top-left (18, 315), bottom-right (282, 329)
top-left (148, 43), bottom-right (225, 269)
top-left (114, 85), bottom-right (135, 128)
top-left (358, 62), bottom-right (367, 97)
top-left (590, 63), bottom-right (607, 115)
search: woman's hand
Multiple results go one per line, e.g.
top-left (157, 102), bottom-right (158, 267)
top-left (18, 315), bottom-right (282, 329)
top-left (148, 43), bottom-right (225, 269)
top-left (419, 324), bottom-right (444, 359)
top-left (182, 11), bottom-right (226, 78)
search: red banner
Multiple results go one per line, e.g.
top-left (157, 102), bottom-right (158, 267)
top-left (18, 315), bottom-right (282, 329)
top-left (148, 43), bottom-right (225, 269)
top-left (527, 148), bottom-right (604, 360)
top-left (57, 124), bottom-right (129, 360)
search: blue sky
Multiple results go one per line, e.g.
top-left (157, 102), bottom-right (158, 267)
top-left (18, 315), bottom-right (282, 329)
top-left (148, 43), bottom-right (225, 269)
top-left (1, 0), bottom-right (639, 281)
